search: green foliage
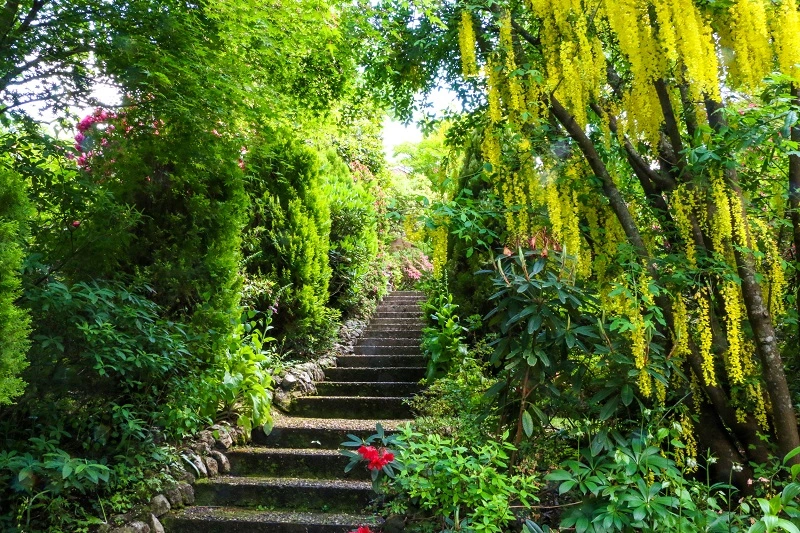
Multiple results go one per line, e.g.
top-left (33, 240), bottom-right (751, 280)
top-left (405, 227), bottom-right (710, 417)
top-left (421, 284), bottom-right (468, 381)
top-left (390, 426), bottom-right (538, 533)
top-left (542, 425), bottom-right (800, 533)
top-left (210, 313), bottom-right (276, 436)
top-left (243, 131), bottom-right (337, 354)
top-left (322, 150), bottom-right (382, 315)
top-left (408, 340), bottom-right (497, 444)
top-left (0, 166), bottom-right (31, 404)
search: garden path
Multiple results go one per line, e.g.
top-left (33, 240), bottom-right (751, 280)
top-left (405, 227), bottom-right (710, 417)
top-left (163, 291), bottom-right (426, 532)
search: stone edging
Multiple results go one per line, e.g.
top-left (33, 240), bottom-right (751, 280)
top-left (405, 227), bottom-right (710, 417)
top-left (100, 315), bottom-right (373, 532)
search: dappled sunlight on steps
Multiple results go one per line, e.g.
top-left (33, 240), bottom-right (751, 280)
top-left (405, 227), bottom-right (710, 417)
top-left (162, 291), bottom-right (425, 532)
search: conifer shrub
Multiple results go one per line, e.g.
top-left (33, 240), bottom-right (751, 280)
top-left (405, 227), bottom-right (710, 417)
top-left (0, 167), bottom-right (31, 405)
top-left (67, 112), bottom-right (248, 357)
top-left (243, 132), bottom-right (337, 354)
top-left (321, 150), bottom-right (382, 315)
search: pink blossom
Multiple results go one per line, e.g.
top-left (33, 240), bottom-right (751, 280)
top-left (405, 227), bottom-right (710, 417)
top-left (75, 132), bottom-right (85, 143)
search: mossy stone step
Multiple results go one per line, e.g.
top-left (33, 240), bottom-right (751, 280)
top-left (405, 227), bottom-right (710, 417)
top-left (291, 396), bottom-right (412, 419)
top-left (227, 447), bottom-right (368, 480)
top-left (316, 381), bottom-right (421, 397)
top-left (337, 354), bottom-right (423, 367)
top-left (374, 310), bottom-right (423, 318)
top-left (193, 476), bottom-right (373, 511)
top-left (323, 366), bottom-right (425, 382)
top-left (356, 336), bottom-right (421, 349)
top-left (252, 418), bottom-right (409, 449)
top-left (369, 318), bottom-right (424, 326)
top-left (352, 344), bottom-right (420, 355)
top-left (163, 506), bottom-right (379, 533)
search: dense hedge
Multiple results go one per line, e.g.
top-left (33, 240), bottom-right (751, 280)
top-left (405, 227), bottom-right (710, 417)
top-left (322, 150), bottom-right (382, 314)
top-left (0, 167), bottom-right (31, 405)
top-left (243, 132), bottom-right (336, 353)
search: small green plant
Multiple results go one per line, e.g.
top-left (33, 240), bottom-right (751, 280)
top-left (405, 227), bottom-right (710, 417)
top-left (390, 426), bottom-right (538, 533)
top-left (209, 311), bottom-right (277, 436)
top-left (421, 286), bottom-right (468, 381)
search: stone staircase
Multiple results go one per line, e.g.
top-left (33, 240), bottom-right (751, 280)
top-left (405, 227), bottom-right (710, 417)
top-left (163, 291), bottom-right (426, 532)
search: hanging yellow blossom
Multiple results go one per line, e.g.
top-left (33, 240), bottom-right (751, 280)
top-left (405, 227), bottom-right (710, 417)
top-left (696, 289), bottom-right (717, 387)
top-left (721, 281), bottom-right (745, 385)
top-left (726, 0), bottom-right (772, 88)
top-left (458, 10), bottom-right (478, 78)
top-left (770, 0), bottom-right (800, 80)
top-left (432, 225), bottom-right (448, 278)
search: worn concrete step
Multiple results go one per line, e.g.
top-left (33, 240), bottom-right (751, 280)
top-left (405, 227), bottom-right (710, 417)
top-left (369, 317), bottom-right (423, 326)
top-left (316, 381), bottom-right (422, 397)
top-left (378, 299), bottom-right (425, 306)
top-left (193, 476), bottom-right (373, 511)
top-left (357, 335), bottom-right (421, 347)
top-left (363, 326), bottom-right (425, 335)
top-left (337, 354), bottom-right (423, 367)
top-left (389, 291), bottom-right (425, 296)
top-left (374, 309), bottom-right (422, 317)
top-left (226, 447), bottom-right (367, 480)
top-left (375, 303), bottom-right (423, 313)
top-left (291, 396), bottom-right (412, 419)
top-left (252, 418), bottom-right (409, 449)
top-left (162, 507), bottom-right (379, 533)
top-left (323, 366), bottom-right (425, 382)
top-left (352, 345), bottom-right (420, 356)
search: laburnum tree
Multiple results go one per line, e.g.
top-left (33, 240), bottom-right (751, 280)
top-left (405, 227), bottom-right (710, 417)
top-left (365, 0), bottom-right (800, 481)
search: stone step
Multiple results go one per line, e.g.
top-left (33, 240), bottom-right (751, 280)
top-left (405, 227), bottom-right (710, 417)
top-left (375, 303), bottom-right (424, 314)
top-left (337, 354), bottom-right (423, 367)
top-left (378, 298), bottom-right (425, 305)
top-left (193, 476), bottom-right (373, 511)
top-left (323, 366), bottom-right (425, 382)
top-left (368, 319), bottom-right (424, 329)
top-left (291, 396), bottom-right (412, 419)
top-left (163, 507), bottom-right (379, 533)
top-left (388, 291), bottom-right (425, 296)
top-left (352, 345), bottom-right (420, 355)
top-left (363, 326), bottom-right (425, 335)
top-left (252, 418), bottom-right (409, 449)
top-left (227, 447), bottom-right (368, 480)
top-left (316, 381), bottom-right (422, 397)
top-left (374, 310), bottom-right (423, 319)
top-left (356, 336), bottom-right (421, 348)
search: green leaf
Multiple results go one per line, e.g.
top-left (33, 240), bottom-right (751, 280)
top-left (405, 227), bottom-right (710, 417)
top-left (522, 410), bottom-right (534, 438)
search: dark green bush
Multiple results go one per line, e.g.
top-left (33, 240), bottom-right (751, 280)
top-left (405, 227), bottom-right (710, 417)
top-left (243, 132), bottom-right (338, 354)
top-left (0, 166), bottom-right (31, 405)
top-left (321, 150), bottom-right (382, 315)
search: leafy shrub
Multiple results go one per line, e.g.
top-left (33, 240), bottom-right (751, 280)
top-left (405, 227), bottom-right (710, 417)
top-left (408, 340), bottom-right (497, 444)
top-left (208, 312), bottom-right (276, 435)
top-left (390, 426), bottom-right (538, 533)
top-left (321, 150), bottom-right (382, 315)
top-left (0, 166), bottom-right (31, 404)
top-left (421, 285), bottom-right (467, 381)
top-left (243, 131), bottom-right (337, 353)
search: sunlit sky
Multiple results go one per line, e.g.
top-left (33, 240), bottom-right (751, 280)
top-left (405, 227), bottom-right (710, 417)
top-left (382, 87), bottom-right (459, 162)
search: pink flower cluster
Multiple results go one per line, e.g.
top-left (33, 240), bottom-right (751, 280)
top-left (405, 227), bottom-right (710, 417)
top-left (357, 445), bottom-right (394, 471)
top-left (73, 108), bottom-right (118, 170)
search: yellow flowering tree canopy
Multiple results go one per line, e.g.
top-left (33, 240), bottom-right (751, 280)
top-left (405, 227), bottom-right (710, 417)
top-left (364, 0), bottom-right (800, 477)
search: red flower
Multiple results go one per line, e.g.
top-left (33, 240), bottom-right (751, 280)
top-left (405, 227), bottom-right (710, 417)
top-left (382, 451), bottom-right (394, 463)
top-left (71, 220), bottom-right (81, 228)
top-left (350, 527), bottom-right (373, 533)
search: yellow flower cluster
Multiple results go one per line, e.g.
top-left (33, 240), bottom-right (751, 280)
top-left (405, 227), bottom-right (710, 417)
top-left (674, 411), bottom-right (699, 473)
top-left (751, 219), bottom-right (787, 318)
top-left (672, 296), bottom-right (691, 361)
top-left (721, 281), bottom-right (745, 385)
top-left (670, 186), bottom-right (697, 267)
top-left (668, 0), bottom-right (720, 100)
top-left (770, 0), bottom-right (800, 80)
top-left (458, 10), bottom-right (478, 78)
top-left (528, 0), bottom-right (604, 127)
top-left (709, 175), bottom-right (733, 253)
top-left (726, 0), bottom-right (772, 88)
top-left (486, 58), bottom-right (504, 124)
top-left (696, 289), bottom-right (717, 387)
top-left (403, 217), bottom-right (424, 244)
top-left (631, 315), bottom-right (652, 397)
top-left (499, 12), bottom-right (526, 116)
top-left (432, 225), bottom-right (448, 278)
